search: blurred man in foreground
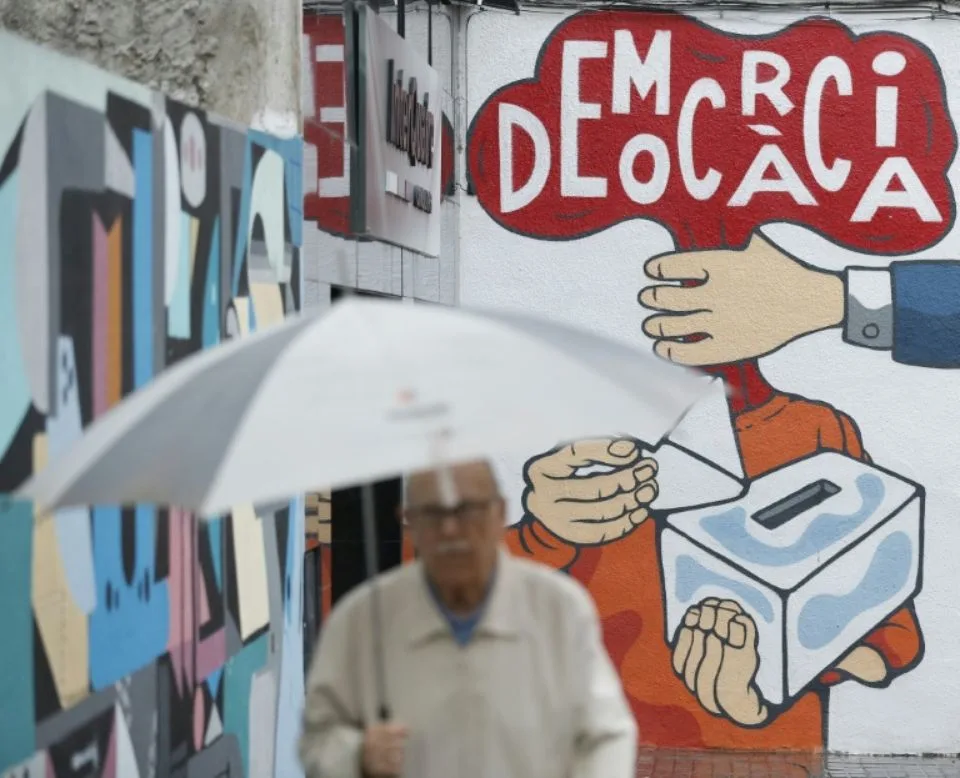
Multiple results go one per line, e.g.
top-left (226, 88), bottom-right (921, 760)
top-left (299, 460), bottom-right (636, 778)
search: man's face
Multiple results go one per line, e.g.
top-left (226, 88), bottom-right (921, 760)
top-left (404, 461), bottom-right (505, 590)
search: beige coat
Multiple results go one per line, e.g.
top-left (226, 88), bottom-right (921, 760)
top-left (299, 550), bottom-right (637, 778)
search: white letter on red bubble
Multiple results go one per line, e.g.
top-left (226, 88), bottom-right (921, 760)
top-left (611, 30), bottom-right (671, 116)
top-left (729, 144), bottom-right (817, 206)
top-left (561, 40), bottom-right (608, 198)
top-left (742, 51), bottom-right (794, 117)
top-left (852, 157), bottom-right (941, 223)
top-left (804, 55), bottom-right (852, 192)
top-left (498, 103), bottom-right (551, 214)
top-left (619, 134), bottom-right (670, 204)
top-left (679, 77), bottom-right (726, 201)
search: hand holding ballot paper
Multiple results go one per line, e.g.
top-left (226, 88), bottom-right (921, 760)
top-left (505, 377), bottom-right (923, 744)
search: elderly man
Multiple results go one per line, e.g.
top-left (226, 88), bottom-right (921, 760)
top-left (298, 460), bottom-right (636, 778)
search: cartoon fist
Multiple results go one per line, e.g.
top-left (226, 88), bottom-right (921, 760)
top-left (639, 232), bottom-right (844, 366)
top-left (672, 598), bottom-right (769, 727)
top-left (522, 438), bottom-right (658, 545)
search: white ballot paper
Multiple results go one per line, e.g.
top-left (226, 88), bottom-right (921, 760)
top-left (493, 376), bottom-right (746, 526)
top-left (570, 376), bottom-right (745, 512)
top-left (649, 376), bottom-right (746, 511)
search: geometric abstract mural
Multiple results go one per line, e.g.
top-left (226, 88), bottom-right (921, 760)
top-left (0, 31), bottom-right (304, 778)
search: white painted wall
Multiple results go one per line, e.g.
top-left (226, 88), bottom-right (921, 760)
top-left (459, 5), bottom-right (960, 755)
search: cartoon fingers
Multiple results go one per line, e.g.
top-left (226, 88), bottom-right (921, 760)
top-left (523, 437), bottom-right (659, 545)
top-left (672, 598), bottom-right (769, 727)
top-left (638, 232), bottom-right (845, 366)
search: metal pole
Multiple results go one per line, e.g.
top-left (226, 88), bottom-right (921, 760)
top-left (428, 0), bottom-right (433, 65)
top-left (361, 482), bottom-right (391, 721)
top-left (398, 0), bottom-right (406, 37)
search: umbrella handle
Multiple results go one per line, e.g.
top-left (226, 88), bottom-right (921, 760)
top-left (361, 484), bottom-right (392, 722)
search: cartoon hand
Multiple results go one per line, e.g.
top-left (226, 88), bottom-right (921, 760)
top-left (522, 438), bottom-right (658, 545)
top-left (672, 598), bottom-right (769, 726)
top-left (639, 232), bottom-right (845, 366)
top-left (832, 645), bottom-right (889, 685)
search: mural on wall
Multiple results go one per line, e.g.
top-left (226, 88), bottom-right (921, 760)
top-left (0, 32), bottom-right (305, 777)
top-left (468, 11), bottom-right (957, 750)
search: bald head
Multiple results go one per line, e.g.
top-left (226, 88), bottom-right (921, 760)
top-left (404, 460), bottom-right (505, 609)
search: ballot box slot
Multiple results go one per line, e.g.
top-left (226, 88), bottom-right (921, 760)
top-left (752, 479), bottom-right (841, 529)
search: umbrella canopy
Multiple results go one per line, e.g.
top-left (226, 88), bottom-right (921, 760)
top-left (19, 298), bottom-right (712, 518)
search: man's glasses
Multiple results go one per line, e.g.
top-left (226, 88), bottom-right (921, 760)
top-left (405, 498), bottom-right (502, 527)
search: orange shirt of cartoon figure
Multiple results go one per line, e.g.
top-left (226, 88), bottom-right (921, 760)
top-left (505, 392), bottom-right (923, 751)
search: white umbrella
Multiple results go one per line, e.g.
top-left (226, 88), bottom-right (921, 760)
top-left (19, 297), bottom-right (712, 518)
top-left (17, 296), bottom-right (714, 722)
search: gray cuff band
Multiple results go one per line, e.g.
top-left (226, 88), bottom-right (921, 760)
top-left (844, 268), bottom-right (893, 350)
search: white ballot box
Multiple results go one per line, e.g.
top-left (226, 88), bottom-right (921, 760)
top-left (661, 452), bottom-right (923, 705)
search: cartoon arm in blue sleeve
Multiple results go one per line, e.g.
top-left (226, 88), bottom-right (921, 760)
top-left (639, 232), bottom-right (960, 370)
top-left (846, 262), bottom-right (960, 368)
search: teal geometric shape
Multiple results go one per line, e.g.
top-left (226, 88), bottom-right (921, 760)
top-left (223, 633), bottom-right (268, 776)
top-left (0, 498), bottom-right (35, 772)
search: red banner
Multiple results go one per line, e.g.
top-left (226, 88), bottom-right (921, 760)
top-left (467, 13), bottom-right (956, 253)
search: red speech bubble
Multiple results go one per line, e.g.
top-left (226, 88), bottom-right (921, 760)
top-left (467, 12), bottom-right (957, 253)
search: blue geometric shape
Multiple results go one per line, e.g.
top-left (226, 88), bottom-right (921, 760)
top-left (231, 140), bottom-right (254, 298)
top-left (284, 496), bottom-right (304, 622)
top-left (276, 495), bottom-right (306, 778)
top-left (0, 499), bottom-right (35, 772)
top-left (207, 516), bottom-right (223, 591)
top-left (207, 666), bottom-right (224, 700)
top-left (89, 504), bottom-right (169, 689)
top-left (797, 531), bottom-right (913, 650)
top-left (700, 474), bottom-right (884, 567)
top-left (54, 506), bottom-right (97, 615)
top-left (133, 129), bottom-right (154, 389)
top-left (168, 211), bottom-right (192, 339)
top-left (0, 173), bottom-right (31, 458)
top-left (246, 131), bottom-right (302, 247)
top-left (202, 217), bottom-right (221, 348)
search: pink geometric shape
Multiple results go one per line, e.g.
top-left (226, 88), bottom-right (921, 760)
top-left (193, 686), bottom-right (206, 752)
top-left (196, 628), bottom-right (226, 682)
top-left (102, 712), bottom-right (117, 778)
top-left (197, 557), bottom-right (211, 626)
top-left (166, 507), bottom-right (196, 695)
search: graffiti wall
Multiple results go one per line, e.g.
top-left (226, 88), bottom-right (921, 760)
top-left (464, 8), bottom-right (960, 753)
top-left (0, 31), bottom-right (306, 777)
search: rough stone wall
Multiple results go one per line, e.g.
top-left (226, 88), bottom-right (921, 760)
top-left (0, 0), bottom-right (300, 130)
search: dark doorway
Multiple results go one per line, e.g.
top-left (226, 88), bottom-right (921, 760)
top-left (330, 479), bottom-right (403, 605)
top-left (303, 545), bottom-right (322, 676)
top-left (328, 285), bottom-right (404, 606)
